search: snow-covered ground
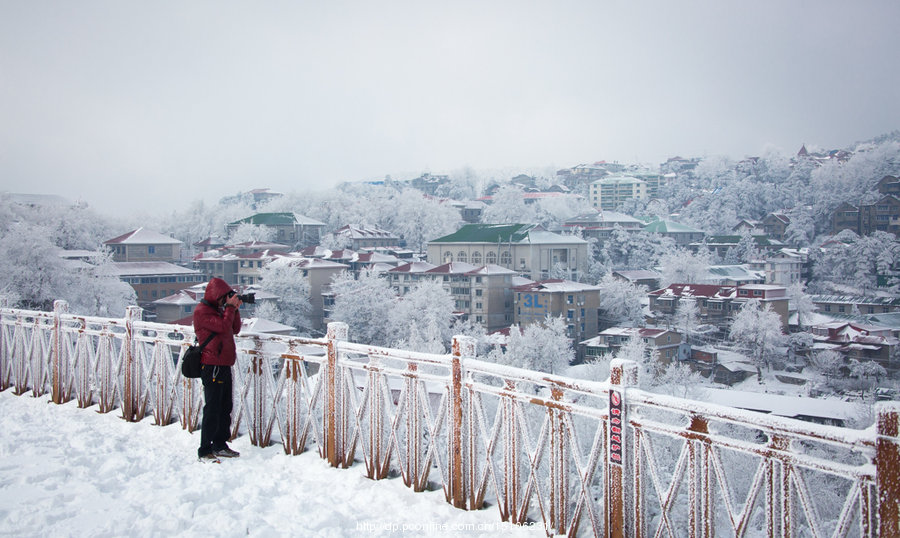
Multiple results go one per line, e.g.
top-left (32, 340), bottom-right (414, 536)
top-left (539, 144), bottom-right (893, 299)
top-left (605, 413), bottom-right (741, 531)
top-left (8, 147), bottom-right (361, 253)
top-left (0, 391), bottom-right (544, 537)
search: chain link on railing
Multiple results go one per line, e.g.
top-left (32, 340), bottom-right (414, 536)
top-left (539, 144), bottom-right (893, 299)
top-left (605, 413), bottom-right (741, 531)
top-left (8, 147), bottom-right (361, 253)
top-left (1, 300), bottom-right (898, 537)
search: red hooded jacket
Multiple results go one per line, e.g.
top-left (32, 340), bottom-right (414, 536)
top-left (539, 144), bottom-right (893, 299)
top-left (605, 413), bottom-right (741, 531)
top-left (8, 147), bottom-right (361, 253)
top-left (192, 277), bottom-right (242, 367)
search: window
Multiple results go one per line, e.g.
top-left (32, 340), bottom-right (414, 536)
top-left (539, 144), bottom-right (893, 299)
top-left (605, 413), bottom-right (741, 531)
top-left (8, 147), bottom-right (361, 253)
top-left (500, 251), bottom-right (512, 266)
top-left (457, 251), bottom-right (467, 263)
top-left (148, 246), bottom-right (156, 254)
top-left (471, 252), bottom-right (482, 264)
top-left (444, 251), bottom-right (453, 262)
top-left (486, 251), bottom-right (497, 265)
top-left (475, 289), bottom-right (483, 296)
top-left (567, 295), bottom-right (574, 304)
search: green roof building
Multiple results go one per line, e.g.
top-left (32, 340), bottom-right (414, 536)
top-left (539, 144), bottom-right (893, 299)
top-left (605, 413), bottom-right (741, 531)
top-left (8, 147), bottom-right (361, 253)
top-left (427, 223), bottom-right (589, 281)
top-left (226, 212), bottom-right (326, 248)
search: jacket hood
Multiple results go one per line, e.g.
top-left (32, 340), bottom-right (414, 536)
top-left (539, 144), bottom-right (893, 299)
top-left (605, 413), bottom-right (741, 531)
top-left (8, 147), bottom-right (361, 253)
top-left (203, 277), bottom-right (234, 303)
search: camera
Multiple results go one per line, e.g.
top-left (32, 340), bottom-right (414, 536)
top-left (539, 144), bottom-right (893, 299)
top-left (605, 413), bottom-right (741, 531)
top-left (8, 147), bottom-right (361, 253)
top-left (227, 291), bottom-right (256, 304)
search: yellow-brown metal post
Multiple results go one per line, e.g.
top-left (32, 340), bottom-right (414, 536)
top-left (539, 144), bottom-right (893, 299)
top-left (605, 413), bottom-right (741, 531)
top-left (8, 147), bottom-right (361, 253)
top-left (449, 335), bottom-right (475, 509)
top-left (122, 306), bottom-right (143, 422)
top-left (51, 300), bottom-right (68, 404)
top-left (324, 322), bottom-right (348, 467)
top-left (607, 359), bottom-right (638, 538)
top-left (877, 403), bottom-right (900, 537)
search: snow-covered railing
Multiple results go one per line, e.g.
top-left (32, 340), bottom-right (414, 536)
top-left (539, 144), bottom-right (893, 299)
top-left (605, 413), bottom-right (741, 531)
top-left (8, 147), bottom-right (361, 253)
top-left (1, 300), bottom-right (898, 537)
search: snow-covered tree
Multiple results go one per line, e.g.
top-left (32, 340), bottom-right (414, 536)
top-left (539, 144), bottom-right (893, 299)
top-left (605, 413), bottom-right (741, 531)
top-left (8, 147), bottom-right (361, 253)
top-left (391, 189), bottom-right (461, 254)
top-left (672, 297), bottom-right (699, 344)
top-left (658, 248), bottom-right (710, 287)
top-left (390, 280), bottom-right (455, 352)
top-left (729, 300), bottom-right (787, 381)
top-left (228, 222), bottom-right (275, 245)
top-left (329, 269), bottom-right (398, 347)
top-left (487, 317), bottom-right (573, 375)
top-left (480, 185), bottom-right (536, 224)
top-left (257, 259), bottom-right (313, 334)
top-left (597, 273), bottom-right (645, 327)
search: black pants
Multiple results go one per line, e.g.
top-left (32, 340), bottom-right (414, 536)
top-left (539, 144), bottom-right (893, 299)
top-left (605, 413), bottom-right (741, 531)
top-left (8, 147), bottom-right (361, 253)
top-left (198, 364), bottom-right (233, 457)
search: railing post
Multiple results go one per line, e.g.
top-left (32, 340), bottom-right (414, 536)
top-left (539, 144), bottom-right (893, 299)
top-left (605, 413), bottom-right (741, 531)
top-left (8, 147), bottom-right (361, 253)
top-left (549, 387), bottom-right (569, 534)
top-left (449, 335), bottom-right (475, 509)
top-left (324, 322), bottom-right (348, 467)
top-left (51, 300), bottom-right (68, 404)
top-left (877, 402), bottom-right (900, 537)
top-left (122, 305), bottom-right (143, 422)
top-left (608, 359), bottom-right (638, 538)
top-left (0, 298), bottom-right (8, 391)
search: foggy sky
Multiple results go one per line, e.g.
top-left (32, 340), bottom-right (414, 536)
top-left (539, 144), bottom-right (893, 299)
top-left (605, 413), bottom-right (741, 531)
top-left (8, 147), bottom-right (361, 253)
top-left (1, 1), bottom-right (898, 217)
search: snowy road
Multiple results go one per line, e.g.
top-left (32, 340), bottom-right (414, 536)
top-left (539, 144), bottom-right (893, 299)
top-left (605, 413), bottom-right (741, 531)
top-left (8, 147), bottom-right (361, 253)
top-left (0, 391), bottom-right (544, 537)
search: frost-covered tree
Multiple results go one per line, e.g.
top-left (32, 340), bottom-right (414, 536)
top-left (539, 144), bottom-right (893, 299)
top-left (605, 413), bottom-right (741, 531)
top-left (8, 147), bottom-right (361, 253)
top-left (257, 259), bottom-right (313, 334)
top-left (480, 185), bottom-right (536, 224)
top-left (228, 222), bottom-right (275, 245)
top-left (391, 189), bottom-right (461, 253)
top-left (487, 317), bottom-right (573, 375)
top-left (329, 269), bottom-right (398, 347)
top-left (729, 300), bottom-right (787, 381)
top-left (0, 221), bottom-right (134, 315)
top-left (672, 297), bottom-right (699, 344)
top-left (601, 228), bottom-right (675, 270)
top-left (811, 231), bottom-right (900, 292)
top-left (597, 273), bottom-right (645, 327)
top-left (658, 248), bottom-right (711, 287)
top-left (390, 280), bottom-right (455, 352)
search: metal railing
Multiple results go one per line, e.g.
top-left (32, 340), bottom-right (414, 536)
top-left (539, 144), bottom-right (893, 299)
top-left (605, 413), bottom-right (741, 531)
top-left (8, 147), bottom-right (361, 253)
top-left (1, 300), bottom-right (898, 537)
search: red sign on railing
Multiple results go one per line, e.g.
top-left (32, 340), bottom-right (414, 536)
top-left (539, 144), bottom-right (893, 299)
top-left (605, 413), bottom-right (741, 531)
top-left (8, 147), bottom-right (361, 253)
top-left (609, 389), bottom-right (623, 465)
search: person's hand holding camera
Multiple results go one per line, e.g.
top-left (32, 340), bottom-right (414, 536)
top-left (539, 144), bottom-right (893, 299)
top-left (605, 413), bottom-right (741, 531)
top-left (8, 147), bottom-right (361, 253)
top-left (225, 293), bottom-right (242, 309)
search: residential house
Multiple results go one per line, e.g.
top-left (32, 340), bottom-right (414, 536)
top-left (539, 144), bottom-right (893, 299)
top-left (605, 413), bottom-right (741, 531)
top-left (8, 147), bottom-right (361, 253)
top-left (512, 279), bottom-right (601, 344)
top-left (427, 223), bottom-right (589, 281)
top-left (420, 262), bottom-right (517, 332)
top-left (562, 210), bottom-right (644, 242)
top-left (875, 175), bottom-right (900, 196)
top-left (811, 322), bottom-right (899, 374)
top-left (387, 261), bottom-right (438, 295)
top-left (762, 213), bottom-right (791, 242)
top-left (694, 235), bottom-right (785, 259)
top-left (326, 225), bottom-right (400, 251)
top-left (811, 295), bottom-right (900, 316)
top-left (735, 284), bottom-right (791, 327)
top-left (264, 257), bottom-right (349, 332)
top-left (830, 194), bottom-right (900, 237)
top-left (581, 327), bottom-right (682, 363)
top-left (612, 270), bottom-right (661, 290)
top-left (831, 203), bottom-right (861, 235)
top-left (589, 176), bottom-right (647, 211)
top-left (109, 262), bottom-right (205, 308)
top-left (193, 250), bottom-right (240, 285)
top-left (235, 250), bottom-right (291, 286)
top-left (701, 265), bottom-right (766, 286)
top-left (648, 283), bottom-right (789, 329)
top-left (859, 195), bottom-right (900, 236)
top-left (643, 219), bottom-right (705, 246)
top-left (104, 228), bottom-right (183, 263)
top-left (226, 212), bottom-right (326, 247)
top-left (732, 220), bottom-right (763, 235)
top-left (409, 173), bottom-right (450, 196)
top-left (765, 250), bottom-right (805, 286)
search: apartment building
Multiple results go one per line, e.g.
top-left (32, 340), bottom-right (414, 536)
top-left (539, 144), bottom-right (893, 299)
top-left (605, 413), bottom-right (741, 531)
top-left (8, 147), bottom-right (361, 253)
top-left (589, 176), bottom-right (647, 211)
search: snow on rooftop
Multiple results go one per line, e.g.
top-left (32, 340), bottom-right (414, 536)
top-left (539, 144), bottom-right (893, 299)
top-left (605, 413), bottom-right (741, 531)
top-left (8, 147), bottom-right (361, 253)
top-left (104, 227), bottom-right (182, 245)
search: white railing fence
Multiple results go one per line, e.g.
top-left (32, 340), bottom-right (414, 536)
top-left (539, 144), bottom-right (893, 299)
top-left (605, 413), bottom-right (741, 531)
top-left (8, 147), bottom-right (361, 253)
top-left (1, 300), bottom-right (898, 537)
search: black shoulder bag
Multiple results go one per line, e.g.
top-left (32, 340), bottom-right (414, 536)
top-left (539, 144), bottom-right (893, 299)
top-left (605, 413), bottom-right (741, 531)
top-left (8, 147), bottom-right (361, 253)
top-left (181, 333), bottom-right (215, 378)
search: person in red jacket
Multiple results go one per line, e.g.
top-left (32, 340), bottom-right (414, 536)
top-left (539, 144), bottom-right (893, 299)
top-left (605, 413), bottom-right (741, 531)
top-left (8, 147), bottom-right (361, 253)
top-left (193, 277), bottom-right (242, 462)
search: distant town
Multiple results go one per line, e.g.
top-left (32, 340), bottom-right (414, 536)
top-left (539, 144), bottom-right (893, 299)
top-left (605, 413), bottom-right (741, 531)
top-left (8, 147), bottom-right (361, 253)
top-left (4, 133), bottom-right (900, 427)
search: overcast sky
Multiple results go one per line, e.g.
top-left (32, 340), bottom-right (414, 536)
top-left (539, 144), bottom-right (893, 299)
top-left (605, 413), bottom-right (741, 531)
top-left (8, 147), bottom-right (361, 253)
top-left (1, 1), bottom-right (898, 216)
